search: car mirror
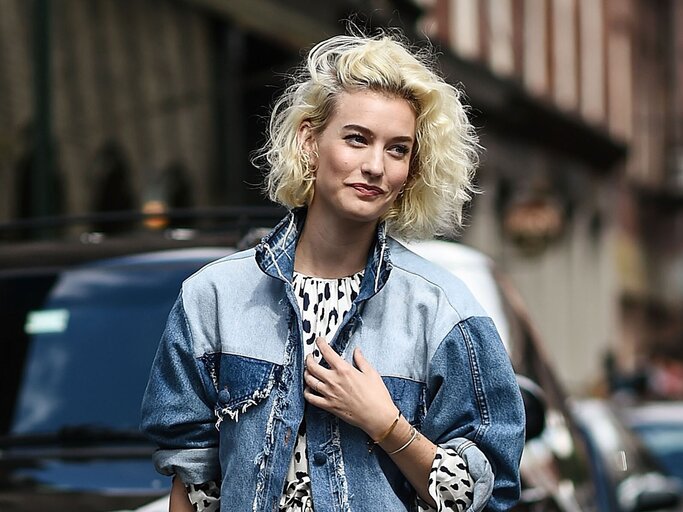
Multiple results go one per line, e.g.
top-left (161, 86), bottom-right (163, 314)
top-left (517, 375), bottom-right (547, 441)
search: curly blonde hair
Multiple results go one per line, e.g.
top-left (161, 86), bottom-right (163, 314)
top-left (253, 30), bottom-right (479, 240)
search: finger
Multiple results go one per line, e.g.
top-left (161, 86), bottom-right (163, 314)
top-left (305, 357), bottom-right (333, 380)
top-left (352, 347), bottom-right (373, 373)
top-left (303, 377), bottom-right (332, 404)
top-left (304, 370), bottom-right (325, 394)
top-left (316, 337), bottom-right (344, 368)
top-left (303, 386), bottom-right (329, 409)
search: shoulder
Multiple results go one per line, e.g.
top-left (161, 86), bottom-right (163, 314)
top-left (386, 238), bottom-right (490, 323)
top-left (181, 247), bottom-right (260, 297)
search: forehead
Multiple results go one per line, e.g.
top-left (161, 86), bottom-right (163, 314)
top-left (325, 90), bottom-right (416, 134)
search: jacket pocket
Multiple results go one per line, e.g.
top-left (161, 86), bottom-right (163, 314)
top-left (200, 353), bottom-right (283, 427)
top-left (383, 376), bottom-right (427, 429)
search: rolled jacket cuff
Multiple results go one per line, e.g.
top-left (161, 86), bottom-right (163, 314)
top-left (152, 447), bottom-right (220, 484)
top-left (442, 437), bottom-right (495, 512)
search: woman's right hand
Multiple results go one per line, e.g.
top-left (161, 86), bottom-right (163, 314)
top-left (303, 337), bottom-right (398, 440)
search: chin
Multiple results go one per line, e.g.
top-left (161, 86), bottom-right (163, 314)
top-left (342, 207), bottom-right (391, 225)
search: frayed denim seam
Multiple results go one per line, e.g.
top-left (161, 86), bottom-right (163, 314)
top-left (329, 418), bottom-right (352, 512)
top-left (252, 307), bottom-right (298, 512)
top-left (200, 353), bottom-right (219, 393)
top-left (333, 316), bottom-right (355, 357)
top-left (418, 384), bottom-right (428, 430)
top-left (213, 369), bottom-right (280, 428)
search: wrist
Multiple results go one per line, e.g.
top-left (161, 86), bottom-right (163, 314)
top-left (377, 417), bottom-right (413, 453)
top-left (365, 406), bottom-right (400, 441)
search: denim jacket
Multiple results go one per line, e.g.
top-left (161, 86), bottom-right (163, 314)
top-left (141, 211), bottom-right (525, 512)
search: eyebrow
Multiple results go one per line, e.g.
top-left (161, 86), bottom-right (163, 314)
top-left (342, 124), bottom-right (414, 143)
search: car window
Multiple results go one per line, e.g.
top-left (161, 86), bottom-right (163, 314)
top-left (0, 272), bottom-right (59, 433)
top-left (629, 423), bottom-right (683, 480)
top-left (1, 260), bottom-right (203, 436)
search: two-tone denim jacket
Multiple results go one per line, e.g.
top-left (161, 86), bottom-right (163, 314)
top-left (140, 211), bottom-right (525, 512)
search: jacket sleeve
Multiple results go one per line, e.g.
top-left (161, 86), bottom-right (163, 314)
top-left (421, 315), bottom-right (525, 512)
top-left (140, 291), bottom-right (221, 484)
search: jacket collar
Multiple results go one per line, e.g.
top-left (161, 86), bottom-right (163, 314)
top-left (255, 208), bottom-right (392, 298)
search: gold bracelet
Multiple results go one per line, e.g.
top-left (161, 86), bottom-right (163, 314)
top-left (367, 411), bottom-right (401, 452)
top-left (386, 426), bottom-right (418, 455)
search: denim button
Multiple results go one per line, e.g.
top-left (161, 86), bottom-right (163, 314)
top-left (218, 389), bottom-right (231, 404)
top-left (312, 451), bottom-right (327, 465)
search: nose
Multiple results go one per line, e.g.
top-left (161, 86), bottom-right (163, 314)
top-left (361, 148), bottom-right (384, 178)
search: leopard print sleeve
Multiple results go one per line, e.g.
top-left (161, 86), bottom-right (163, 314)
top-left (186, 480), bottom-right (220, 511)
top-left (417, 446), bottom-right (474, 512)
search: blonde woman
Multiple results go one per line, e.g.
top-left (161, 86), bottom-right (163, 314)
top-left (142, 30), bottom-right (525, 512)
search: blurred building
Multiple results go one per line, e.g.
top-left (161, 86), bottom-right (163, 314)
top-left (0, 0), bottom-right (681, 393)
top-left (418, 0), bottom-right (683, 394)
top-left (617, 0), bottom-right (683, 396)
top-left (419, 0), bottom-right (626, 392)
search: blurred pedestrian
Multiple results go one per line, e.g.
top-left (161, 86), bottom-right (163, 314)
top-left (141, 28), bottom-right (525, 512)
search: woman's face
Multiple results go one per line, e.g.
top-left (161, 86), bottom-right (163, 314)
top-left (302, 89), bottom-right (416, 228)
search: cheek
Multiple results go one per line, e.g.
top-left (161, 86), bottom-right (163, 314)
top-left (388, 165), bottom-right (410, 188)
top-left (323, 152), bottom-right (355, 176)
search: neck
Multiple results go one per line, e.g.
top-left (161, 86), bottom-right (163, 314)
top-left (295, 210), bottom-right (378, 279)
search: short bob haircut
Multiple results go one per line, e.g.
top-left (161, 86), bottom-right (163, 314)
top-left (254, 30), bottom-right (479, 240)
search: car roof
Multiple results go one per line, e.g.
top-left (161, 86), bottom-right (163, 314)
top-left (0, 232), bottom-right (241, 272)
top-left (82, 247), bottom-right (236, 268)
top-left (623, 402), bottom-right (683, 426)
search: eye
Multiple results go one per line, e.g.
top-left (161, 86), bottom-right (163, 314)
top-left (389, 144), bottom-right (411, 158)
top-left (344, 133), bottom-right (367, 145)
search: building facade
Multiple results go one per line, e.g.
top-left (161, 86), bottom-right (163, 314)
top-left (419, 0), bottom-right (625, 392)
top-left (419, 0), bottom-right (683, 394)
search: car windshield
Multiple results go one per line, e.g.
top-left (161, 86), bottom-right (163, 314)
top-left (1, 256), bottom-right (209, 437)
top-left (630, 423), bottom-right (683, 480)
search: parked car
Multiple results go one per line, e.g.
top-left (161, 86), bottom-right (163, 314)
top-left (0, 225), bottom-right (599, 511)
top-left (573, 399), bottom-right (682, 512)
top-left (622, 402), bottom-right (683, 484)
top-left (0, 244), bottom-right (235, 511)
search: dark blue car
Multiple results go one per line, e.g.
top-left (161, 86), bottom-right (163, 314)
top-left (0, 245), bottom-right (233, 511)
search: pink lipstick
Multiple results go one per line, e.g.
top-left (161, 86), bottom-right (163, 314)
top-left (349, 183), bottom-right (384, 196)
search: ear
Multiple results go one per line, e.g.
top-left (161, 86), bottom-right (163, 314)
top-left (297, 121), bottom-right (318, 158)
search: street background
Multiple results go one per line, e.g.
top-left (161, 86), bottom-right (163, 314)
top-left (0, 0), bottom-right (682, 399)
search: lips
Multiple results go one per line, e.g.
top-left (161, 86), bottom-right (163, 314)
top-left (349, 183), bottom-right (385, 196)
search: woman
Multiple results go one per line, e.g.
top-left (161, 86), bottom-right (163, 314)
top-left (141, 30), bottom-right (525, 512)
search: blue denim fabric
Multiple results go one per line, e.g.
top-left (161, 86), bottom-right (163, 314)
top-left (140, 210), bottom-right (525, 511)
